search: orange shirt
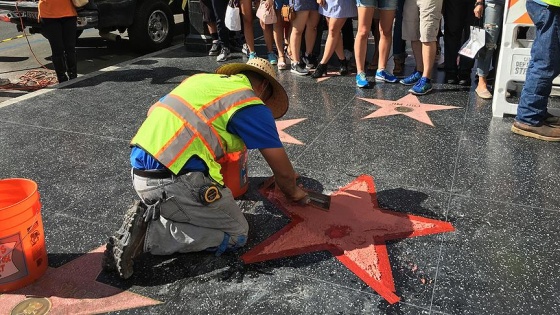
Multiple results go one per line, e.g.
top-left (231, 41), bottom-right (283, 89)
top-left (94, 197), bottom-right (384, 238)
top-left (38, 0), bottom-right (77, 19)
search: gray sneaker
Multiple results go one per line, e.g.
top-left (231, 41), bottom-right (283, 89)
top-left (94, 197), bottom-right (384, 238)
top-left (208, 41), bottom-right (221, 56)
top-left (103, 200), bottom-right (148, 279)
top-left (217, 47), bottom-right (231, 62)
top-left (291, 62), bottom-right (309, 75)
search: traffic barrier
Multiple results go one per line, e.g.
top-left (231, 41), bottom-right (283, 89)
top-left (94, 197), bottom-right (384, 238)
top-left (493, 0), bottom-right (560, 117)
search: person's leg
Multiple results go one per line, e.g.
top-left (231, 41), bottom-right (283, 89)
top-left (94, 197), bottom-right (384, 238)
top-left (312, 17), bottom-right (347, 78)
top-left (261, 21), bottom-right (278, 63)
top-left (354, 6), bottom-right (375, 75)
top-left (377, 9), bottom-right (396, 71)
top-left (241, 0), bottom-right (256, 55)
top-left (135, 172), bottom-right (249, 255)
top-left (341, 16), bottom-right (354, 59)
top-left (515, 1), bottom-right (560, 128)
top-left (200, 0), bottom-right (220, 55)
top-left (210, 0), bottom-right (230, 61)
top-left (290, 10), bottom-right (310, 75)
top-left (399, 0), bottom-right (423, 85)
top-left (475, 2), bottom-right (504, 98)
top-left (457, 0), bottom-right (476, 85)
top-left (274, 8), bottom-right (288, 68)
top-left (443, 0), bottom-right (462, 82)
top-left (369, 15), bottom-right (380, 70)
top-left (41, 18), bottom-right (68, 83)
top-left (61, 16), bottom-right (78, 79)
top-left (302, 10), bottom-right (321, 69)
top-left (392, 0), bottom-right (407, 75)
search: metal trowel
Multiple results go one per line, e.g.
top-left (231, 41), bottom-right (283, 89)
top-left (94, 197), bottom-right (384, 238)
top-left (261, 176), bottom-right (331, 211)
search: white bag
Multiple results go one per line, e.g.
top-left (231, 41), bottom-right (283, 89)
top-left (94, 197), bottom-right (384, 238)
top-left (225, 1), bottom-right (242, 31)
top-left (459, 26), bottom-right (486, 59)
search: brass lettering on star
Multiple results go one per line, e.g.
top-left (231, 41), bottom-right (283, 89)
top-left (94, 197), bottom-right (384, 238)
top-left (10, 297), bottom-right (52, 315)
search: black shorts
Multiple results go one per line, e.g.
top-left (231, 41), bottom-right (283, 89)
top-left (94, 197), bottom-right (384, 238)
top-left (199, 0), bottom-right (216, 24)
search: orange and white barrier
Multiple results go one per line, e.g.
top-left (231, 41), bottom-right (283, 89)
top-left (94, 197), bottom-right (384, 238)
top-left (493, 0), bottom-right (560, 117)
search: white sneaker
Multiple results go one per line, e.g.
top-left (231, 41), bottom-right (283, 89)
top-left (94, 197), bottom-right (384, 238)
top-left (217, 47), bottom-right (230, 62)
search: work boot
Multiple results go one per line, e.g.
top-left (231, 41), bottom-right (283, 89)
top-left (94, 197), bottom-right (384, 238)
top-left (65, 52), bottom-right (78, 79)
top-left (51, 55), bottom-right (68, 83)
top-left (103, 200), bottom-right (148, 279)
top-left (511, 121), bottom-right (560, 141)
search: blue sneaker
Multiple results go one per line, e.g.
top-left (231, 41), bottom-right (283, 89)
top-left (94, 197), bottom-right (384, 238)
top-left (375, 69), bottom-right (398, 83)
top-left (268, 52), bottom-right (278, 65)
top-left (409, 77), bottom-right (433, 95)
top-left (399, 70), bottom-right (422, 86)
top-left (356, 72), bottom-right (369, 88)
top-left (248, 52), bottom-right (257, 60)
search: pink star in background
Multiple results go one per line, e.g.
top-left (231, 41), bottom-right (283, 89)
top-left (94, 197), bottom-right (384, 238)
top-left (241, 175), bottom-right (455, 304)
top-left (0, 246), bottom-right (160, 314)
top-left (276, 118), bottom-right (306, 145)
top-left (315, 71), bottom-right (341, 83)
top-left (359, 94), bottom-right (461, 126)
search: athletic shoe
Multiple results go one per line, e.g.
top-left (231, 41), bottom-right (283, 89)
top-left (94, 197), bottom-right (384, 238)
top-left (208, 40), bottom-right (221, 56)
top-left (408, 77), bottom-right (433, 95)
top-left (103, 200), bottom-right (148, 279)
top-left (291, 62), bottom-right (309, 75)
top-left (248, 51), bottom-right (257, 60)
top-left (217, 47), bottom-right (231, 62)
top-left (356, 72), bottom-right (369, 88)
top-left (302, 53), bottom-right (318, 69)
top-left (375, 69), bottom-right (398, 83)
top-left (242, 43), bottom-right (250, 56)
top-left (268, 52), bottom-right (278, 65)
top-left (399, 70), bottom-right (422, 85)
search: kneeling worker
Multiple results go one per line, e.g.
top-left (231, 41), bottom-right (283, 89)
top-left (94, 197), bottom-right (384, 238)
top-left (103, 58), bottom-right (308, 279)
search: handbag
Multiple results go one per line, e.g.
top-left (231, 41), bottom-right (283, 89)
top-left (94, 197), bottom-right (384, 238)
top-left (256, 1), bottom-right (277, 25)
top-left (71, 0), bottom-right (89, 8)
top-left (459, 19), bottom-right (486, 59)
top-left (280, 2), bottom-right (296, 23)
top-left (225, 0), bottom-right (242, 31)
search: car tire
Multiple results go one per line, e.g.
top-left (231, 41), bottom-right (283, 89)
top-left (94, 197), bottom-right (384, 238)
top-left (128, 1), bottom-right (175, 53)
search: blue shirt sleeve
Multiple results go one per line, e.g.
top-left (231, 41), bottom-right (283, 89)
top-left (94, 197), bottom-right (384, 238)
top-left (226, 105), bottom-right (283, 149)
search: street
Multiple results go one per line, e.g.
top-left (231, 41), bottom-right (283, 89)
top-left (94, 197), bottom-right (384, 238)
top-left (0, 12), bottom-right (185, 104)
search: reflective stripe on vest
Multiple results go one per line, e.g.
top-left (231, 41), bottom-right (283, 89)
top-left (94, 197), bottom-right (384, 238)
top-left (150, 88), bottom-right (258, 169)
top-left (541, 0), bottom-right (560, 7)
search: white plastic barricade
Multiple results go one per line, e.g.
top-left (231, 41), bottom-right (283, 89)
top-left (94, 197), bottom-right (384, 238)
top-left (493, 0), bottom-right (560, 117)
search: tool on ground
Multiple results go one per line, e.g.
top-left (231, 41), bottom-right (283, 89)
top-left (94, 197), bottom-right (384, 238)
top-left (261, 176), bottom-right (331, 211)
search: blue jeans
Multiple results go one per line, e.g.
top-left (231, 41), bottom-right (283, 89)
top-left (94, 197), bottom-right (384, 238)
top-left (516, 1), bottom-right (560, 125)
top-left (476, 3), bottom-right (504, 77)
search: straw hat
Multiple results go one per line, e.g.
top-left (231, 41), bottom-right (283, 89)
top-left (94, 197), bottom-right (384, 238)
top-left (215, 58), bottom-right (288, 119)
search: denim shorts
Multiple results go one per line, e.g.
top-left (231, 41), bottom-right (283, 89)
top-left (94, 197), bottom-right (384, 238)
top-left (356, 0), bottom-right (398, 10)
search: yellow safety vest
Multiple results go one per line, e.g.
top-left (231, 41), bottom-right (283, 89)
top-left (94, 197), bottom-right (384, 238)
top-left (131, 73), bottom-right (264, 184)
top-left (542, 0), bottom-right (560, 7)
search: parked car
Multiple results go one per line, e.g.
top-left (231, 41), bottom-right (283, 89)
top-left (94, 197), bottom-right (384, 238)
top-left (0, 0), bottom-right (183, 52)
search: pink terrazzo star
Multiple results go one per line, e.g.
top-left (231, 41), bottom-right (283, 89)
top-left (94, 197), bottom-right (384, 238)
top-left (315, 71), bottom-right (341, 83)
top-left (276, 118), bottom-right (306, 145)
top-left (241, 175), bottom-right (455, 304)
top-left (0, 246), bottom-right (160, 314)
top-left (359, 94), bottom-right (461, 126)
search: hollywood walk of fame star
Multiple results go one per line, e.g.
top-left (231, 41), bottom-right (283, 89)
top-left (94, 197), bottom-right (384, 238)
top-left (276, 118), bottom-right (306, 145)
top-left (315, 71), bottom-right (342, 83)
top-left (0, 246), bottom-right (160, 314)
top-left (359, 94), bottom-right (461, 126)
top-left (241, 175), bottom-right (455, 304)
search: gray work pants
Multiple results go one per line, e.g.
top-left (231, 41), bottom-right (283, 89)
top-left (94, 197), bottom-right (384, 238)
top-left (131, 170), bottom-right (249, 255)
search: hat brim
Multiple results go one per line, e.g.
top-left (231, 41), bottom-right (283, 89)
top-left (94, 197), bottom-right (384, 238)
top-left (215, 63), bottom-right (288, 119)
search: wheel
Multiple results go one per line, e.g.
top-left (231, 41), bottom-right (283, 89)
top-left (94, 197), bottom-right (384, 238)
top-left (128, 1), bottom-right (175, 53)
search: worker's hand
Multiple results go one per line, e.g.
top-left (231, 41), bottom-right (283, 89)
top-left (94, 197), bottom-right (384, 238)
top-left (287, 186), bottom-right (309, 205)
top-left (474, 2), bottom-right (484, 19)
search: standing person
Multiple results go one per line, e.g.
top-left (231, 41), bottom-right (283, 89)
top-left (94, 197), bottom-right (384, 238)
top-left (392, 0), bottom-right (407, 75)
top-left (473, 0), bottom-right (504, 99)
top-left (241, 0), bottom-right (258, 59)
top-left (442, 0), bottom-right (476, 85)
top-left (311, 0), bottom-right (357, 78)
top-left (511, 0), bottom-right (560, 141)
top-left (272, 0), bottom-right (291, 69)
top-left (103, 58), bottom-right (310, 279)
top-left (199, 0), bottom-right (222, 56)
top-left (209, 0), bottom-right (231, 61)
top-left (38, 0), bottom-right (78, 83)
top-left (289, 0), bottom-right (320, 75)
top-left (399, 0), bottom-right (443, 95)
top-left (354, 0), bottom-right (399, 88)
top-left (258, 0), bottom-right (279, 64)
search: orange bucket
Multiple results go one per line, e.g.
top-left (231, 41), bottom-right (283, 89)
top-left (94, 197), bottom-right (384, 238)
top-left (0, 178), bottom-right (48, 292)
top-left (219, 148), bottom-right (249, 198)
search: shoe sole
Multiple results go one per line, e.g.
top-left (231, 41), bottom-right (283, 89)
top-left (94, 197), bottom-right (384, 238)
top-left (107, 200), bottom-right (147, 279)
top-left (291, 69), bottom-right (309, 76)
top-left (400, 81), bottom-right (419, 86)
top-left (208, 52), bottom-right (219, 56)
top-left (356, 81), bottom-right (369, 88)
top-left (511, 125), bottom-right (560, 141)
top-left (375, 76), bottom-right (398, 83)
top-left (409, 87), bottom-right (433, 95)
top-left (217, 56), bottom-right (230, 62)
